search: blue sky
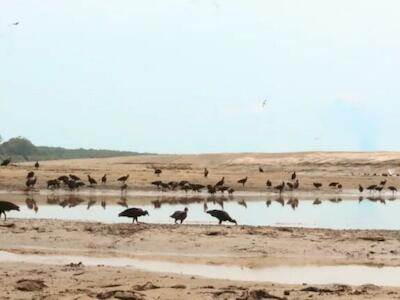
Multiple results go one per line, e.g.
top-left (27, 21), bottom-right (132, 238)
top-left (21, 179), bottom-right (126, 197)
top-left (1, 1), bottom-right (400, 153)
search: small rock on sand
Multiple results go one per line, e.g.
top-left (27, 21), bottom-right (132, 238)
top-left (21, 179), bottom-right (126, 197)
top-left (16, 279), bottom-right (47, 292)
top-left (133, 281), bottom-right (160, 291)
top-left (170, 284), bottom-right (186, 289)
top-left (97, 290), bottom-right (144, 300)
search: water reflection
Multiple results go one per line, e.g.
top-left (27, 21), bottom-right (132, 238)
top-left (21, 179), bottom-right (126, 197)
top-left (87, 198), bottom-right (96, 210)
top-left (117, 196), bottom-right (128, 208)
top-left (25, 196), bottom-right (38, 213)
top-left (2, 250), bottom-right (400, 286)
top-left (5, 193), bottom-right (400, 229)
top-left (237, 200), bottom-right (247, 208)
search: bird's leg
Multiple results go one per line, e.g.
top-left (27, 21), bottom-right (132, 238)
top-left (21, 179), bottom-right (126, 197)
top-left (219, 220), bottom-right (222, 225)
top-left (180, 219), bottom-right (183, 224)
top-left (4, 212), bottom-right (6, 222)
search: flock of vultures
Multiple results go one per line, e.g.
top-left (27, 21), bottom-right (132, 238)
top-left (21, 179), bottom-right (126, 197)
top-left (0, 159), bottom-right (399, 225)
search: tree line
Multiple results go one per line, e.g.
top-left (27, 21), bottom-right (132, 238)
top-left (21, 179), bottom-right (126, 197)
top-left (0, 136), bottom-right (146, 162)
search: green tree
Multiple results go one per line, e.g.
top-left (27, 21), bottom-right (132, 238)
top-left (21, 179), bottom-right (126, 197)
top-left (1, 137), bottom-right (37, 159)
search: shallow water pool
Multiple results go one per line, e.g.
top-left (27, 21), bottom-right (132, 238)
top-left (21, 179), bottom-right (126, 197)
top-left (2, 193), bottom-right (400, 229)
top-left (1, 250), bottom-right (399, 286)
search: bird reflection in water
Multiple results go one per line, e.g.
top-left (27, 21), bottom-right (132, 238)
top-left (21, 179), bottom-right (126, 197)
top-left (237, 199), bottom-right (247, 208)
top-left (117, 196), bottom-right (128, 208)
top-left (87, 197), bottom-right (96, 210)
top-left (25, 196), bottom-right (38, 213)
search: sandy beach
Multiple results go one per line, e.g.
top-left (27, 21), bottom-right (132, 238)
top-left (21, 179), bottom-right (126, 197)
top-left (2, 152), bottom-right (400, 193)
top-left (1, 153), bottom-right (400, 299)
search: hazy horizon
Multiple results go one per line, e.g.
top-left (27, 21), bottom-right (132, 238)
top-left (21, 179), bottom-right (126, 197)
top-left (2, 1), bottom-right (400, 153)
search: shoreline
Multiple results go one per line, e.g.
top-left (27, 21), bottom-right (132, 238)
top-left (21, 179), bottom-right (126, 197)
top-left (0, 187), bottom-right (392, 198)
top-left (1, 220), bottom-right (400, 299)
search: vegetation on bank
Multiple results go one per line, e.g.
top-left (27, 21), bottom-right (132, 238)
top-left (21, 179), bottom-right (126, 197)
top-left (0, 135), bottom-right (147, 162)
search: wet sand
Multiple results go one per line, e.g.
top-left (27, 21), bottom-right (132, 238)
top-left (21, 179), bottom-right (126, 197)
top-left (1, 219), bottom-right (400, 299)
top-left (2, 153), bottom-right (400, 299)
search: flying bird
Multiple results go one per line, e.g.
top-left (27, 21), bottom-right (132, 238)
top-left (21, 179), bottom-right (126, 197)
top-left (12, 22), bottom-right (19, 26)
top-left (262, 99), bottom-right (267, 107)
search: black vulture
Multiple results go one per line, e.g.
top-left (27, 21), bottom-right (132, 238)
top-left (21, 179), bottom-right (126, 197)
top-left (215, 177), bottom-right (225, 187)
top-left (181, 183), bottom-right (191, 193)
top-left (117, 174), bottom-right (129, 183)
top-left (101, 174), bottom-right (107, 184)
top-left (168, 181), bottom-right (179, 190)
top-left (58, 176), bottom-right (69, 184)
top-left (204, 168), bottom-right (209, 178)
top-left (216, 185), bottom-right (229, 193)
top-left (47, 179), bottom-right (60, 190)
top-left (291, 171), bottom-right (296, 180)
top-left (313, 182), bottom-right (322, 189)
top-left (178, 180), bottom-right (189, 187)
top-left (274, 182), bottom-right (285, 194)
top-left (151, 180), bottom-right (162, 189)
top-left (286, 182), bottom-right (294, 190)
top-left (388, 186), bottom-right (397, 194)
top-left (87, 175), bottom-right (97, 185)
top-left (380, 179), bottom-right (387, 186)
top-left (359, 184), bottom-right (364, 193)
top-left (27, 171), bottom-right (35, 179)
top-left (0, 201), bottom-right (19, 221)
top-left (228, 187), bottom-right (235, 195)
top-left (160, 182), bottom-right (170, 191)
top-left (207, 209), bottom-right (237, 225)
top-left (259, 167), bottom-right (264, 173)
top-left (170, 207), bottom-right (188, 224)
top-left (154, 168), bottom-right (162, 176)
top-left (119, 207), bottom-right (149, 223)
top-left (329, 182), bottom-right (339, 187)
top-left (293, 179), bottom-right (299, 189)
top-left (266, 179), bottom-right (272, 187)
top-left (207, 185), bottom-right (216, 195)
top-left (68, 180), bottom-right (85, 191)
top-left (69, 174), bottom-right (80, 181)
top-left (237, 177), bottom-right (248, 187)
top-left (34, 161), bottom-right (40, 169)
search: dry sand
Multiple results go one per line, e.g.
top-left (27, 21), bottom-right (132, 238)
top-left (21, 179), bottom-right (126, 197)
top-left (1, 152), bottom-right (400, 299)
